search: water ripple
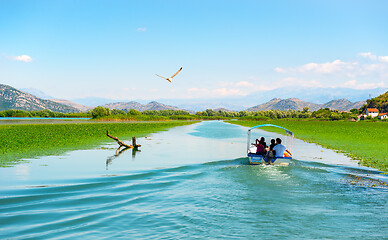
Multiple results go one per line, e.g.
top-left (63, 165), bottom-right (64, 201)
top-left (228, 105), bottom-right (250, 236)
top-left (0, 159), bottom-right (387, 239)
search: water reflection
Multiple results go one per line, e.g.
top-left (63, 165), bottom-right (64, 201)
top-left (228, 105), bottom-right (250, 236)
top-left (106, 147), bottom-right (141, 170)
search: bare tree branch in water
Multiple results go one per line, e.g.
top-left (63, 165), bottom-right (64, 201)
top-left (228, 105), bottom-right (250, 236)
top-left (106, 130), bottom-right (142, 169)
top-left (106, 130), bottom-right (134, 148)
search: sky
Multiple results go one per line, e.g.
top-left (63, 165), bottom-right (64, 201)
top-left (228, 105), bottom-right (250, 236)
top-left (0, 0), bottom-right (387, 101)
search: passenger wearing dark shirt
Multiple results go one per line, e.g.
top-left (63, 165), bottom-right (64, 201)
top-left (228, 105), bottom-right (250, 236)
top-left (269, 139), bottom-right (276, 151)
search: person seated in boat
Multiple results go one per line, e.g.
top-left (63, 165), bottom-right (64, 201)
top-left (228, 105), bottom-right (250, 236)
top-left (273, 138), bottom-right (286, 157)
top-left (266, 139), bottom-right (276, 158)
top-left (260, 137), bottom-right (267, 147)
top-left (269, 139), bottom-right (276, 151)
top-left (256, 137), bottom-right (267, 155)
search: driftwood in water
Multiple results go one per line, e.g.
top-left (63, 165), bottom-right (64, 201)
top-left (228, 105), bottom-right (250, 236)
top-left (106, 131), bottom-right (141, 149)
top-left (106, 131), bottom-right (141, 170)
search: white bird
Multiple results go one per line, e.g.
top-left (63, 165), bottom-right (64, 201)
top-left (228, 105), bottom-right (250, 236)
top-left (155, 67), bottom-right (182, 83)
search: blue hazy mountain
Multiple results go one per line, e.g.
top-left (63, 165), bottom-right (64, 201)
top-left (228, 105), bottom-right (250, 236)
top-left (72, 97), bottom-right (149, 107)
top-left (243, 87), bottom-right (386, 104)
top-left (160, 87), bottom-right (386, 111)
top-left (20, 88), bottom-right (53, 100)
top-left (10, 86), bottom-right (386, 112)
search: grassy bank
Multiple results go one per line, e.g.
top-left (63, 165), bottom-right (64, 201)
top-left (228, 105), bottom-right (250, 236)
top-left (227, 120), bottom-right (388, 172)
top-left (0, 121), bottom-right (196, 167)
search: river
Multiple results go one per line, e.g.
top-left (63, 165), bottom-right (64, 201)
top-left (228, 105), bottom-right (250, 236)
top-left (0, 121), bottom-right (387, 239)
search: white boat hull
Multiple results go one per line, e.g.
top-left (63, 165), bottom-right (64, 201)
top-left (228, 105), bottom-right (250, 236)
top-left (248, 153), bottom-right (291, 166)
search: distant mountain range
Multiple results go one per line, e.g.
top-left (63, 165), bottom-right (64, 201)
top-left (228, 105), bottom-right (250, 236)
top-left (242, 87), bottom-right (385, 104)
top-left (246, 98), bottom-right (365, 112)
top-left (68, 87), bottom-right (386, 111)
top-left (322, 99), bottom-right (366, 112)
top-left (0, 85), bottom-right (185, 113)
top-left (50, 99), bottom-right (92, 112)
top-left (0, 84), bottom-right (79, 113)
top-left (158, 87), bottom-right (386, 111)
top-left (1, 84), bottom-right (377, 113)
top-left (102, 101), bottom-right (182, 111)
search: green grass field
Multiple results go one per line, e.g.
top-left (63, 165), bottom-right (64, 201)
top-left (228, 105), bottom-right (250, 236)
top-left (0, 121), bottom-right (196, 167)
top-left (228, 120), bottom-right (388, 172)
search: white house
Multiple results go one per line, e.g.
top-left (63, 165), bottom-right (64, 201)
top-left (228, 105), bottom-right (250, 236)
top-left (378, 113), bottom-right (388, 120)
top-left (366, 108), bottom-right (379, 118)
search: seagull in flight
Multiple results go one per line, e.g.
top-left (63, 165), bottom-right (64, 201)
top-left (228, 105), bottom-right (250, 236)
top-left (156, 67), bottom-right (182, 83)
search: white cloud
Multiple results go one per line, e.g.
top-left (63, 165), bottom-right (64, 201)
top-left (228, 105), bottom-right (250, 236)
top-left (274, 67), bottom-right (285, 73)
top-left (340, 80), bottom-right (385, 90)
top-left (359, 52), bottom-right (388, 63)
top-left (275, 59), bottom-right (357, 74)
top-left (213, 88), bottom-right (247, 96)
top-left (359, 52), bottom-right (377, 60)
top-left (8, 54), bottom-right (33, 62)
top-left (379, 56), bottom-right (388, 63)
top-left (274, 53), bottom-right (388, 90)
top-left (236, 81), bottom-right (254, 87)
top-left (136, 27), bottom-right (147, 32)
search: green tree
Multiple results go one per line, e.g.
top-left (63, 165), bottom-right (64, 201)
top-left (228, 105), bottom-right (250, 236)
top-left (205, 109), bottom-right (217, 116)
top-left (350, 108), bottom-right (360, 114)
top-left (91, 106), bottom-right (111, 118)
top-left (128, 109), bottom-right (141, 115)
top-left (111, 109), bottom-right (126, 115)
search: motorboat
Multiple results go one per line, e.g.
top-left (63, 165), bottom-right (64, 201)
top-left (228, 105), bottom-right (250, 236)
top-left (247, 124), bottom-right (293, 166)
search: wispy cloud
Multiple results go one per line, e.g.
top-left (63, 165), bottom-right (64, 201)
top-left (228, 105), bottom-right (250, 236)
top-left (275, 60), bottom-right (358, 74)
top-left (359, 52), bottom-right (388, 63)
top-left (213, 88), bottom-right (247, 96)
top-left (358, 52), bottom-right (377, 60)
top-left (340, 80), bottom-right (385, 90)
top-left (185, 53), bottom-right (387, 99)
top-left (236, 81), bottom-right (254, 87)
top-left (136, 27), bottom-right (147, 32)
top-left (5, 54), bottom-right (33, 62)
top-left (274, 52), bottom-right (388, 90)
top-left (379, 56), bottom-right (388, 63)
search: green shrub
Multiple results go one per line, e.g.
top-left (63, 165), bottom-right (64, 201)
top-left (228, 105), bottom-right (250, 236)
top-left (91, 106), bottom-right (111, 118)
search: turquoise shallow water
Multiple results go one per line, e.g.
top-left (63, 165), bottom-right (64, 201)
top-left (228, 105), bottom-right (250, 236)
top-left (0, 121), bottom-right (387, 239)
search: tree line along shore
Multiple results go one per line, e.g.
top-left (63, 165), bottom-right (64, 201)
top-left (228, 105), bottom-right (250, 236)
top-left (1, 106), bottom-right (387, 121)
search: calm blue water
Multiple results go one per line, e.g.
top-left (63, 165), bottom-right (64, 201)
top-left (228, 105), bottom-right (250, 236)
top-left (0, 121), bottom-right (387, 239)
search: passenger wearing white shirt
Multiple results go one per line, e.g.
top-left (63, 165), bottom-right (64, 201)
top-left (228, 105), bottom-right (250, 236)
top-left (273, 138), bottom-right (286, 157)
